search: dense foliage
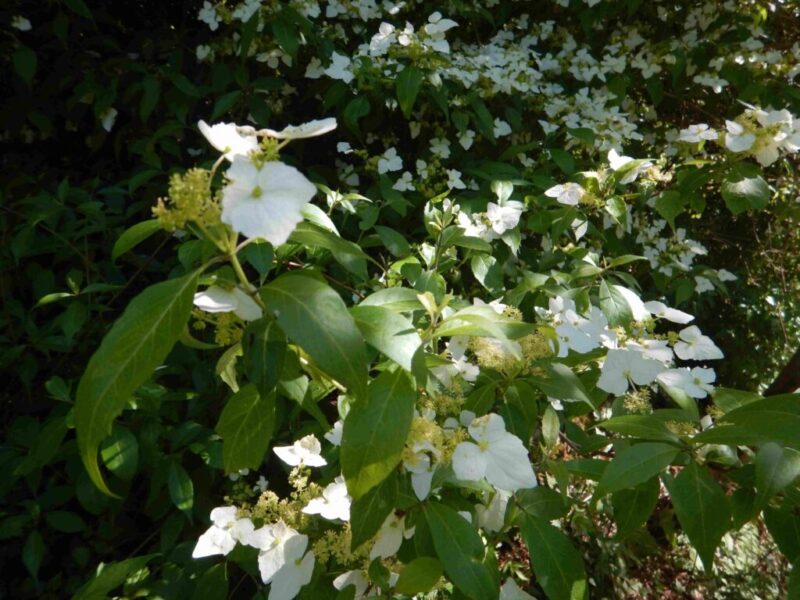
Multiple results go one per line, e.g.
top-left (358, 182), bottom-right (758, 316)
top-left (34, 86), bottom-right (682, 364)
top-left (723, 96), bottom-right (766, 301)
top-left (1, 0), bottom-right (799, 598)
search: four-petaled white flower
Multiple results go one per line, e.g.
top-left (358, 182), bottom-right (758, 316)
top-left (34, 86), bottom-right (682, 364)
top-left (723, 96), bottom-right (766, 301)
top-left (597, 348), bottom-right (665, 396)
top-left (192, 506), bottom-right (255, 558)
top-left (674, 325), bottom-right (723, 360)
top-left (198, 120), bottom-right (258, 161)
top-left (221, 158), bottom-right (317, 246)
top-left (302, 475), bottom-right (351, 521)
top-left (246, 521), bottom-right (315, 600)
top-left (678, 124), bottom-right (718, 143)
top-left (193, 285), bottom-right (262, 321)
top-left (263, 117), bottom-right (337, 140)
top-left (724, 120), bottom-right (756, 153)
top-left (403, 440), bottom-right (439, 500)
top-left (324, 420), bottom-right (343, 446)
top-left (545, 182), bottom-right (585, 206)
top-left (274, 434), bottom-right (327, 467)
top-left (658, 367), bottom-right (716, 398)
top-left (452, 413), bottom-right (538, 492)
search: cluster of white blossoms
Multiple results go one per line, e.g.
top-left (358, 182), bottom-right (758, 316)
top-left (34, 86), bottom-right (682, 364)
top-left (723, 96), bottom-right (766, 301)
top-left (536, 292), bottom-right (724, 400)
top-left (455, 181), bottom-right (524, 246)
top-left (197, 117), bottom-right (337, 246)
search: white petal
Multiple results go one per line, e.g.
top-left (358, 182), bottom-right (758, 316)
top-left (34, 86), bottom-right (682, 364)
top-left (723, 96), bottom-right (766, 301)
top-left (485, 434), bottom-right (537, 492)
top-left (643, 301), bottom-right (694, 324)
top-left (411, 469), bottom-right (434, 500)
top-left (263, 117), bottom-right (337, 140)
top-left (194, 287), bottom-right (239, 313)
top-left (230, 287), bottom-right (262, 321)
top-left (611, 285), bottom-right (649, 321)
top-left (198, 120), bottom-right (258, 161)
top-left (452, 442), bottom-right (488, 482)
top-left (193, 526), bottom-right (235, 558)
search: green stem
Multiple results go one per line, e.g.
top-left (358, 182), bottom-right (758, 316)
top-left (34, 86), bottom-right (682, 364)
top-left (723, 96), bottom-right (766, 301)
top-left (230, 252), bottom-right (266, 310)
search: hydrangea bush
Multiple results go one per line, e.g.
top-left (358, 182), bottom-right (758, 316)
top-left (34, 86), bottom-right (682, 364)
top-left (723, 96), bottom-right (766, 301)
top-left (18, 0), bottom-right (796, 597)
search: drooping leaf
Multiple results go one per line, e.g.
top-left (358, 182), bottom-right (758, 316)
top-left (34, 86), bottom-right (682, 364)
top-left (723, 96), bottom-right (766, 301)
top-left (242, 318), bottom-right (287, 398)
top-left (664, 462), bottom-right (731, 571)
top-left (754, 442), bottom-right (800, 509)
top-left (76, 271), bottom-right (200, 495)
top-left (721, 163), bottom-right (771, 215)
top-left (168, 461), bottom-right (194, 519)
top-left (611, 476), bottom-right (660, 539)
top-left (396, 66), bottom-right (424, 118)
top-left (111, 220), bottom-right (162, 261)
top-left (350, 305), bottom-right (422, 372)
top-left (598, 442), bottom-right (680, 494)
top-left (262, 272), bottom-right (367, 401)
top-left (216, 385), bottom-right (277, 473)
top-left (99, 426), bottom-right (139, 481)
top-left (425, 502), bottom-right (499, 600)
top-left (341, 369), bottom-right (415, 499)
top-left (518, 514), bottom-right (587, 600)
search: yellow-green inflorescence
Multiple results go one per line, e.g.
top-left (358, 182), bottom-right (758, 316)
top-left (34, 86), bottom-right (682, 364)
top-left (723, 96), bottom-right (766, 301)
top-left (152, 168), bottom-right (220, 231)
top-left (191, 308), bottom-right (245, 346)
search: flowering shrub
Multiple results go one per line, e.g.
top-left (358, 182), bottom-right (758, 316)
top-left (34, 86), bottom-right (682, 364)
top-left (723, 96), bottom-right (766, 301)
top-left (4, 0), bottom-right (800, 598)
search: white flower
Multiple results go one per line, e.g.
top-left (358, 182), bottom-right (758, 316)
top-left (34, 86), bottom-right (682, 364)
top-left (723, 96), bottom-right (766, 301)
top-left (404, 440), bottom-right (439, 500)
top-left (447, 168), bottom-right (466, 190)
top-left (500, 578), bottom-right (536, 600)
top-left (262, 117), bottom-right (337, 140)
top-left (333, 570), bottom-right (369, 599)
top-left (452, 413), bottom-right (537, 492)
top-left (192, 506), bottom-right (254, 558)
top-left (302, 475), bottom-right (351, 521)
top-left (273, 434), bottom-right (327, 467)
top-left (458, 129), bottom-right (476, 150)
top-left (424, 12), bottom-right (458, 36)
top-left (324, 420), bottom-right (343, 446)
top-left (625, 339), bottom-right (674, 364)
top-left (325, 52), bottom-right (354, 84)
top-left (597, 348), bottom-right (665, 396)
top-left (430, 136), bottom-right (451, 158)
top-left (377, 147), bottom-right (402, 174)
top-left (253, 475), bottom-right (269, 493)
top-left (677, 124), bottom-right (718, 143)
top-left (247, 520), bottom-right (314, 600)
top-left (228, 467), bottom-right (250, 482)
top-left (221, 158), bottom-right (316, 246)
top-left (717, 269), bottom-right (737, 282)
top-left (198, 1), bottom-right (221, 30)
top-left (643, 301), bottom-right (694, 324)
top-left (476, 490), bottom-right (511, 533)
top-left (392, 171), bottom-right (415, 192)
top-left (370, 512), bottom-right (412, 560)
top-left (193, 285), bottom-right (262, 321)
top-left (11, 15), bottom-right (32, 31)
top-left (493, 118), bottom-right (512, 137)
top-left (694, 275), bottom-right (714, 293)
top-left (658, 367), bottom-right (716, 398)
top-left (544, 182), bottom-right (585, 206)
top-left (612, 284), bottom-right (650, 321)
top-left (674, 326), bottom-right (723, 360)
top-left (100, 108), bottom-right (118, 133)
top-left (724, 120), bottom-right (756, 152)
top-left (198, 120), bottom-right (258, 161)
top-left (607, 149), bottom-right (652, 184)
top-left (305, 57), bottom-right (325, 79)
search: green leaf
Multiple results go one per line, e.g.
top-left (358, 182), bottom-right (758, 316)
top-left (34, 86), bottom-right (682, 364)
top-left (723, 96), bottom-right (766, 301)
top-left (350, 472), bottom-right (398, 550)
top-left (168, 461), bottom-right (194, 518)
top-left (395, 557), bottom-right (444, 596)
top-left (46, 510), bottom-right (87, 533)
top-left (515, 486), bottom-right (569, 521)
top-left (216, 385), bottom-right (277, 473)
top-left (262, 272), bottom-right (367, 401)
top-left (611, 476), bottom-right (660, 539)
top-left (100, 426), bottom-right (139, 481)
top-left (542, 405), bottom-right (560, 449)
top-left (191, 563), bottom-right (228, 600)
top-left (341, 369), bottom-right (415, 499)
top-left (241, 241), bottom-right (274, 277)
top-left (289, 222), bottom-right (368, 280)
top-left (242, 318), bottom-right (286, 397)
top-left (73, 555), bottom-right (158, 600)
top-left (763, 505), bottom-right (800, 562)
top-left (211, 91), bottom-right (242, 121)
top-left (272, 16), bottom-right (299, 59)
top-left (518, 514), bottom-right (587, 600)
top-left (14, 46), bottom-right (37, 85)
top-left (719, 394), bottom-right (800, 446)
top-left (360, 287), bottom-right (422, 312)
top-left (600, 415), bottom-right (681, 444)
top-left (23, 531), bottom-right (45, 579)
top-left (550, 149), bottom-right (575, 175)
top-left (655, 190), bottom-right (686, 228)
top-left (755, 442), bottom-right (800, 509)
top-left (529, 363), bottom-right (594, 408)
top-left (139, 76), bottom-right (160, 123)
top-left (13, 417), bottom-right (68, 476)
top-left (76, 271), bottom-right (200, 495)
top-left (351, 305), bottom-right (422, 372)
top-left (599, 279), bottom-right (633, 327)
top-left (691, 425), bottom-right (769, 446)
top-left (598, 443), bottom-right (680, 494)
top-left (343, 96), bottom-right (370, 136)
top-left (375, 225), bottom-right (411, 257)
top-left (64, 0), bottom-right (93, 19)
top-left (471, 254), bottom-right (503, 291)
top-left (424, 502), bottom-right (499, 600)
top-left (664, 462), bottom-right (731, 571)
top-left (216, 342), bottom-right (242, 392)
top-left (721, 163), bottom-right (771, 215)
top-left (396, 66), bottom-right (424, 118)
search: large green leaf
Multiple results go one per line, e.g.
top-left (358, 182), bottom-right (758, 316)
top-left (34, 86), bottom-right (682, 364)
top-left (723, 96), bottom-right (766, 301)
top-left (763, 505), bottom-right (800, 562)
top-left (261, 272), bottom-right (367, 401)
top-left (76, 271), bottom-right (199, 495)
top-left (395, 557), bottom-right (443, 596)
top-left (425, 502), bottom-right (499, 600)
top-left (664, 462), bottom-right (731, 571)
top-left (515, 486), bottom-right (569, 521)
top-left (719, 394), bottom-right (800, 447)
top-left (216, 385), bottom-right (277, 473)
top-left (600, 415), bottom-right (681, 444)
top-left (519, 514), bottom-right (587, 600)
top-left (242, 318), bottom-right (286, 398)
top-left (721, 163), bottom-right (770, 215)
top-left (350, 472), bottom-right (398, 550)
top-left (611, 476), bottom-right (660, 539)
top-left (597, 442), bottom-right (680, 494)
top-left (528, 363), bottom-right (593, 408)
top-left (73, 554), bottom-right (158, 600)
top-left (598, 279), bottom-right (633, 327)
top-left (755, 442), bottom-right (800, 509)
top-left (289, 222), bottom-right (368, 280)
top-left (341, 369), bottom-right (415, 499)
top-left (351, 305), bottom-right (422, 372)
top-left (396, 66), bottom-right (424, 118)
